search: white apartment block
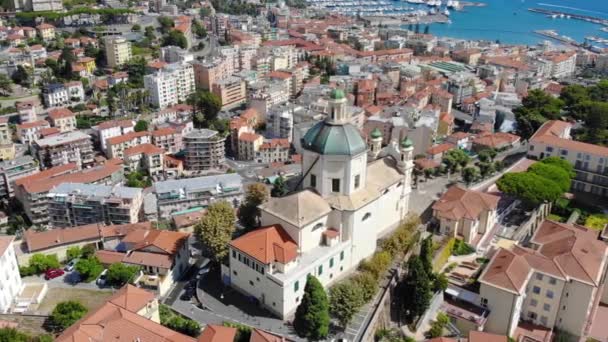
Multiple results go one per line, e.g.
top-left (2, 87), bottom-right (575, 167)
top-left (105, 36), bottom-right (132, 68)
top-left (528, 120), bottom-right (608, 197)
top-left (106, 131), bottom-right (151, 159)
top-left (144, 63), bottom-right (195, 109)
top-left (225, 89), bottom-right (414, 319)
top-left (479, 220), bottom-right (608, 339)
top-left (92, 119), bottom-right (135, 153)
top-left (248, 84), bottom-right (289, 115)
top-left (0, 236), bottom-right (22, 313)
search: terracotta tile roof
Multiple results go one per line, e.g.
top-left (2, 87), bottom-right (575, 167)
top-left (230, 224), bottom-right (298, 264)
top-left (124, 143), bottom-right (165, 157)
top-left (241, 108), bottom-right (259, 120)
top-left (57, 285), bottom-right (196, 342)
top-left (152, 127), bottom-right (176, 136)
top-left (95, 250), bottom-right (126, 265)
top-left (48, 107), bottom-right (75, 120)
top-left (426, 143), bottom-right (454, 155)
top-left (36, 23), bottom-right (54, 29)
top-left (125, 229), bottom-right (189, 255)
top-left (250, 329), bottom-right (288, 342)
top-left (39, 127), bottom-right (60, 137)
top-left (198, 325), bottom-right (237, 342)
top-left (481, 220), bottom-right (608, 293)
top-left (100, 222), bottom-right (152, 238)
top-left (448, 131), bottom-right (470, 140)
top-left (16, 162), bottom-right (122, 194)
top-left (123, 250), bottom-right (173, 268)
top-left (531, 220), bottom-right (607, 285)
top-left (96, 119), bottom-right (133, 130)
top-left (24, 224), bottom-right (102, 252)
top-left (472, 132), bottom-right (520, 149)
top-left (15, 162), bottom-right (77, 189)
top-left (239, 132), bottom-right (262, 143)
top-left (432, 185), bottom-right (500, 221)
top-left (479, 247), bottom-right (531, 293)
top-left (468, 331), bottom-right (508, 342)
top-left (147, 60), bottom-right (167, 70)
top-left (107, 131), bottom-right (150, 146)
top-left (267, 71), bottom-right (292, 80)
top-left (0, 236), bottom-right (14, 257)
top-left (530, 120), bottom-right (608, 156)
top-left (260, 139), bottom-right (289, 149)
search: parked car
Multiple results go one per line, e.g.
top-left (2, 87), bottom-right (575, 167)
top-left (44, 269), bottom-right (65, 280)
top-left (96, 269), bottom-right (108, 286)
top-left (64, 259), bottom-right (78, 272)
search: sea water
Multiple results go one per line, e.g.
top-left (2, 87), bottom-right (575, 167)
top-left (401, 0), bottom-right (608, 45)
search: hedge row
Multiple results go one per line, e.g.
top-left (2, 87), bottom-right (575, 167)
top-left (328, 215), bottom-right (421, 325)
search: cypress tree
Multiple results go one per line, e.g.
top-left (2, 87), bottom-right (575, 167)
top-left (293, 275), bottom-right (330, 341)
top-left (399, 256), bottom-right (432, 323)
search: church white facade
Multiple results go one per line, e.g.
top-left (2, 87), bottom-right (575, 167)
top-left (225, 88), bottom-right (414, 319)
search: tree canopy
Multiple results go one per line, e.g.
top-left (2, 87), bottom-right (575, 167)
top-left (497, 172), bottom-right (563, 206)
top-left (162, 30), bottom-right (188, 49)
top-left (194, 200), bottom-right (236, 263)
top-left (134, 120), bottom-right (149, 132)
top-left (528, 163), bottom-right (571, 193)
top-left (107, 263), bottom-right (139, 286)
top-left (398, 255), bottom-right (432, 323)
top-left (75, 257), bottom-right (104, 282)
top-left (187, 90), bottom-right (222, 128)
top-left (441, 149), bottom-right (470, 173)
top-left (49, 301), bottom-right (88, 331)
top-left (271, 176), bottom-right (289, 197)
top-left (540, 156), bottom-right (575, 177)
top-left (329, 280), bottom-right (364, 329)
top-left (237, 183), bottom-right (269, 230)
top-left (294, 275), bottom-right (330, 340)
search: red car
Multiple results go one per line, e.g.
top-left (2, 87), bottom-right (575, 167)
top-left (44, 269), bottom-right (64, 280)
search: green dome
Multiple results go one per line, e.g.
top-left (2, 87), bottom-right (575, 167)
top-left (330, 88), bottom-right (346, 100)
top-left (370, 128), bottom-right (383, 139)
top-left (401, 137), bottom-right (413, 148)
top-left (302, 121), bottom-right (367, 156)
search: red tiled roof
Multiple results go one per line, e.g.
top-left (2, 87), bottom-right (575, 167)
top-left (230, 224), bottom-right (298, 264)
top-left (239, 132), bottom-right (262, 143)
top-left (198, 325), bottom-right (237, 342)
top-left (432, 185), bottom-right (500, 221)
top-left (124, 143), bottom-right (164, 157)
top-left (0, 236), bottom-right (14, 257)
top-left (96, 119), bottom-right (134, 130)
top-left (260, 139), bottom-right (289, 149)
top-left (107, 131), bottom-right (149, 146)
top-left (426, 143), bottom-right (454, 155)
top-left (530, 120), bottom-right (608, 156)
top-left (48, 107), bottom-right (75, 120)
top-left (152, 127), bottom-right (177, 136)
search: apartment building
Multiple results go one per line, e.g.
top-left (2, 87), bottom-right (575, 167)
top-left (47, 107), bottom-right (76, 133)
top-left (154, 173), bottom-right (243, 217)
top-left (91, 119), bottom-right (135, 153)
top-left (48, 182), bottom-right (143, 228)
top-left (212, 76), bottom-right (247, 110)
top-left (152, 127), bottom-right (182, 154)
top-left (183, 129), bottom-right (226, 170)
top-left (267, 102), bottom-right (298, 142)
top-left (479, 220), bottom-right (608, 339)
top-left (35, 23), bottom-right (54, 41)
top-left (144, 62), bottom-right (195, 109)
top-left (15, 100), bottom-right (39, 123)
top-left (105, 36), bottom-right (132, 68)
top-left (14, 161), bottom-right (123, 226)
top-left (0, 236), bottom-right (22, 314)
top-left (151, 104), bottom-right (192, 125)
top-left (32, 131), bottom-right (94, 169)
top-left (237, 132), bottom-right (263, 161)
top-left (528, 120), bottom-right (608, 197)
top-left (160, 45), bottom-right (194, 63)
top-left (248, 83), bottom-right (289, 115)
top-left (16, 120), bottom-right (50, 145)
top-left (106, 131), bottom-right (151, 159)
top-left (0, 156), bottom-right (39, 199)
top-left (42, 82), bottom-right (84, 108)
top-left (123, 144), bottom-right (164, 177)
top-left (193, 57), bottom-right (234, 90)
top-left (432, 185), bottom-right (499, 247)
top-left (256, 139), bottom-right (290, 163)
top-left (541, 51), bottom-right (577, 78)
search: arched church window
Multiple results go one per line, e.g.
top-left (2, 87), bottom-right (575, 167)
top-left (313, 223), bottom-right (323, 231)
